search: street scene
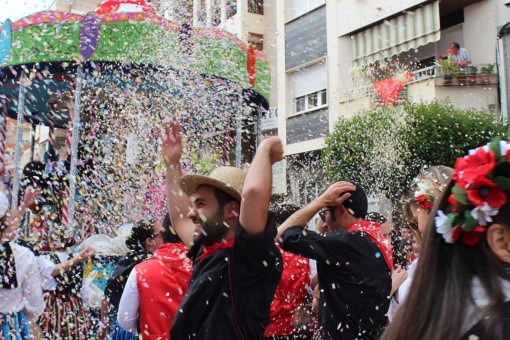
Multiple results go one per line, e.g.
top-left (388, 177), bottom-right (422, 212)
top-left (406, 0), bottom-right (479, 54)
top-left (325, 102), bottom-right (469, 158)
top-left (1, 0), bottom-right (510, 339)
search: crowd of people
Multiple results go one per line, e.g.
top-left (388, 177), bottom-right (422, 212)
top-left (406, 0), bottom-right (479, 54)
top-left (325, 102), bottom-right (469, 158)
top-left (1, 120), bottom-right (509, 339)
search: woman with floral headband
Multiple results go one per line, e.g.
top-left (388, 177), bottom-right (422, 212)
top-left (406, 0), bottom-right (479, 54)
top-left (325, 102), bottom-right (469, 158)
top-left (388, 165), bottom-right (452, 320)
top-left (382, 139), bottom-right (510, 339)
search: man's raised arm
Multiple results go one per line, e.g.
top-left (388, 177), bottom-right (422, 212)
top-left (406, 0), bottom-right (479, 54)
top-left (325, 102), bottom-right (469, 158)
top-left (161, 121), bottom-right (194, 247)
top-left (239, 137), bottom-right (283, 235)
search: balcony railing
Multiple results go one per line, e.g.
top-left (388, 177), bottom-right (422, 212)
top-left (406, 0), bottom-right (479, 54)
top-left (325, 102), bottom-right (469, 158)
top-left (434, 64), bottom-right (498, 86)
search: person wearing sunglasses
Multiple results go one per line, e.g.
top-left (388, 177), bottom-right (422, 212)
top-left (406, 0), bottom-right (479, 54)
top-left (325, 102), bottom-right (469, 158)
top-left (276, 181), bottom-right (393, 339)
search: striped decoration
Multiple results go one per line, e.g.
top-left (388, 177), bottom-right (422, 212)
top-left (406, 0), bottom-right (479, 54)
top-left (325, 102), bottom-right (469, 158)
top-left (0, 100), bottom-right (7, 175)
top-left (48, 105), bottom-right (55, 149)
top-left (61, 106), bottom-right (72, 227)
top-left (351, 1), bottom-right (440, 66)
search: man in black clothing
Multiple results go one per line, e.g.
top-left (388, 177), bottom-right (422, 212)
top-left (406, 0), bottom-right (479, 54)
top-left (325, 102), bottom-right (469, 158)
top-left (161, 121), bottom-right (283, 339)
top-left (277, 181), bottom-right (392, 339)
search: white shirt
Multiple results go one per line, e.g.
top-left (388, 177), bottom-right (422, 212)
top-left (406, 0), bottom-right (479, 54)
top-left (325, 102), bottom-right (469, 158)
top-left (0, 242), bottom-right (45, 321)
top-left (387, 258), bottom-right (418, 321)
top-left (452, 47), bottom-right (471, 63)
top-left (40, 251), bottom-right (69, 291)
top-left (36, 255), bottom-right (57, 280)
top-left (461, 277), bottom-right (510, 334)
top-left (39, 251), bottom-right (90, 305)
top-left (117, 268), bottom-right (140, 333)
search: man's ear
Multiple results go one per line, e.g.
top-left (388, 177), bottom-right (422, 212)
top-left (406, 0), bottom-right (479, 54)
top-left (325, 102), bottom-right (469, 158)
top-left (145, 237), bottom-right (155, 247)
top-left (486, 224), bottom-right (510, 264)
top-left (337, 204), bottom-right (346, 217)
top-left (224, 201), bottom-right (240, 219)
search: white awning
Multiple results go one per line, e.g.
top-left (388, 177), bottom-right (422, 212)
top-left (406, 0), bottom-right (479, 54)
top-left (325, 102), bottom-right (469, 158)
top-left (351, 1), bottom-right (440, 66)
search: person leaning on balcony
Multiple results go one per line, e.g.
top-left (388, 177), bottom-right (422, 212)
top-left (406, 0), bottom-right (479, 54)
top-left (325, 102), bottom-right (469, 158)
top-left (450, 42), bottom-right (471, 67)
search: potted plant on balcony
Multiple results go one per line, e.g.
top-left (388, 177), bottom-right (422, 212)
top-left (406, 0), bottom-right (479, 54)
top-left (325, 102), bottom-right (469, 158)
top-left (467, 66), bottom-right (477, 84)
top-left (480, 64), bottom-right (494, 84)
top-left (457, 68), bottom-right (468, 85)
top-left (436, 50), bottom-right (459, 85)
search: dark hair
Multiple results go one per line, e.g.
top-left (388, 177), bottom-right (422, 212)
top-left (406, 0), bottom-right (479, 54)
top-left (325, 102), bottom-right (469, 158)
top-left (126, 218), bottom-right (156, 251)
top-left (213, 187), bottom-right (238, 207)
top-left (382, 180), bottom-right (510, 340)
top-left (48, 222), bottom-right (76, 249)
top-left (273, 204), bottom-right (300, 226)
top-left (365, 212), bottom-right (387, 224)
top-left (340, 180), bottom-right (368, 219)
top-left (21, 161), bottom-right (47, 189)
top-left (450, 41), bottom-right (461, 49)
top-left (162, 212), bottom-right (182, 244)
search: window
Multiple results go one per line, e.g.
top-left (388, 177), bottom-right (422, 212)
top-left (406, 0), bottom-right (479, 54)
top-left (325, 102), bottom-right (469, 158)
top-left (293, 89), bottom-right (327, 114)
top-left (248, 0), bottom-right (263, 15)
top-left (288, 0), bottom-right (324, 20)
top-left (248, 33), bottom-right (264, 51)
top-left (290, 61), bottom-right (327, 114)
top-left (295, 96), bottom-right (305, 112)
top-left (226, 0), bottom-right (236, 19)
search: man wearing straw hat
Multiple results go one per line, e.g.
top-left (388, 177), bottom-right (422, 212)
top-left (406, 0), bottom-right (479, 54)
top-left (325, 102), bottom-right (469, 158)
top-left (161, 121), bottom-right (284, 339)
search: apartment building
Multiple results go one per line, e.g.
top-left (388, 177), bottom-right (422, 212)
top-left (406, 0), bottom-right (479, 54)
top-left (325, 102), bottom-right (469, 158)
top-left (272, 0), bottom-right (510, 206)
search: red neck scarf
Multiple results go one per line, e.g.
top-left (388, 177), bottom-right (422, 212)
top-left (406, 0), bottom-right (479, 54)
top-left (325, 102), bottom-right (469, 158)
top-left (348, 221), bottom-right (394, 270)
top-left (196, 237), bottom-right (235, 261)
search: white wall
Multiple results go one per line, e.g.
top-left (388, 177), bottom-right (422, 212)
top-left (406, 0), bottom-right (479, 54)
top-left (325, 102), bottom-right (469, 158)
top-left (464, 1), bottom-right (498, 65)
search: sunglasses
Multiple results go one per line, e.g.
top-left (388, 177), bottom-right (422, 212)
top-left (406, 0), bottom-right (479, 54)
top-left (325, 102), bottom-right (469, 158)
top-left (318, 207), bottom-right (336, 222)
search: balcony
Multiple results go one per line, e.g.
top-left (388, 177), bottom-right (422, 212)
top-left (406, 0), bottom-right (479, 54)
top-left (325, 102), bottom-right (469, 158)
top-left (433, 64), bottom-right (498, 87)
top-left (340, 63), bottom-right (500, 117)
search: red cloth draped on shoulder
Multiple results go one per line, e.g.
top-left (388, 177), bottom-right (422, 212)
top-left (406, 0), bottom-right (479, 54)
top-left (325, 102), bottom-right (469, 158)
top-left (348, 221), bottom-right (394, 270)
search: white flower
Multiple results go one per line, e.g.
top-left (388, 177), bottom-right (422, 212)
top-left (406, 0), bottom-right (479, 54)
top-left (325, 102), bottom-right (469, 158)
top-left (435, 210), bottom-right (454, 243)
top-left (470, 203), bottom-right (498, 227)
top-left (415, 180), bottom-right (434, 198)
top-left (468, 147), bottom-right (479, 155)
top-left (500, 140), bottom-right (509, 157)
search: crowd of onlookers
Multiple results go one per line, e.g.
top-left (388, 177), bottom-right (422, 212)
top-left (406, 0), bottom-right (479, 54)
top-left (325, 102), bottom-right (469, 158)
top-left (1, 122), bottom-right (509, 340)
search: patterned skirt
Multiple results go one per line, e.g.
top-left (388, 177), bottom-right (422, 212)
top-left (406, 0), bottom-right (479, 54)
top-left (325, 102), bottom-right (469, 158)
top-left (0, 310), bottom-right (30, 340)
top-left (37, 291), bottom-right (90, 340)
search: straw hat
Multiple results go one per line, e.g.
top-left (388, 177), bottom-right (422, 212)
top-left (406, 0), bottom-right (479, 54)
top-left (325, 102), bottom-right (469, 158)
top-left (179, 166), bottom-right (246, 202)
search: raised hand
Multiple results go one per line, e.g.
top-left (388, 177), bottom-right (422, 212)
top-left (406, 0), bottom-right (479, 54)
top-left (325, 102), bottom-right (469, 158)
top-left (161, 120), bottom-right (183, 167)
top-left (23, 187), bottom-right (42, 210)
top-left (260, 136), bottom-right (284, 165)
top-left (76, 247), bottom-right (94, 263)
top-left (317, 181), bottom-right (356, 207)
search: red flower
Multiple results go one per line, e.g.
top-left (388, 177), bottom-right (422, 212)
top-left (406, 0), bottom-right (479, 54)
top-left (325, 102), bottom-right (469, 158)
top-left (453, 157), bottom-right (469, 189)
top-left (466, 177), bottom-right (507, 208)
top-left (461, 226), bottom-right (486, 246)
top-left (447, 49), bottom-right (453, 54)
top-left (448, 194), bottom-right (457, 206)
top-left (452, 226), bottom-right (462, 242)
top-left (455, 148), bottom-right (496, 188)
top-left (438, 54), bottom-right (443, 59)
top-left (417, 195), bottom-right (433, 210)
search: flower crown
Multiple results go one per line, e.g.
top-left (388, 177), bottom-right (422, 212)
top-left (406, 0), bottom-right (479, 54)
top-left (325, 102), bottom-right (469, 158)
top-left (435, 139), bottom-right (510, 246)
top-left (414, 181), bottom-right (435, 210)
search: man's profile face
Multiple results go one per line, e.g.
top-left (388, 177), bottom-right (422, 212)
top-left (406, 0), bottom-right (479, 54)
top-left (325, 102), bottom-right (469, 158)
top-left (449, 44), bottom-right (459, 55)
top-left (188, 185), bottom-right (229, 246)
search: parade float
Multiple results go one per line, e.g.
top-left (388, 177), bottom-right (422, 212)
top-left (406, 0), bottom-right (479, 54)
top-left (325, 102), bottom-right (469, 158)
top-left (0, 0), bottom-right (271, 332)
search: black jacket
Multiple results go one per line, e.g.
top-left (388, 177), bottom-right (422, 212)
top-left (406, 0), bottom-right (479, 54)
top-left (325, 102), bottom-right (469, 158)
top-left (171, 215), bottom-right (283, 339)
